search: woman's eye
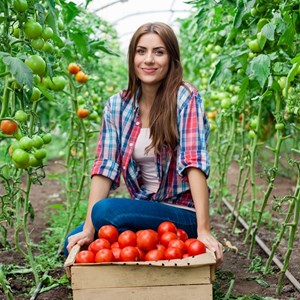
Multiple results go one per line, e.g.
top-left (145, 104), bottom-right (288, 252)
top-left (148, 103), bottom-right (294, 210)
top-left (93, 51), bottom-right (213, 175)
top-left (155, 50), bottom-right (164, 55)
top-left (136, 49), bottom-right (145, 54)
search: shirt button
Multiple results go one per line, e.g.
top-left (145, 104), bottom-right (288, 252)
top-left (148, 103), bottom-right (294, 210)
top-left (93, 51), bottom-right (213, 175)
top-left (129, 143), bottom-right (133, 147)
top-left (136, 121), bottom-right (140, 126)
top-left (123, 166), bottom-right (126, 170)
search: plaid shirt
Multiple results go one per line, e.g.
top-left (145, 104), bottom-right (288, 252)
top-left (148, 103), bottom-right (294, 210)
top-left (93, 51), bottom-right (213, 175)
top-left (91, 82), bottom-right (210, 208)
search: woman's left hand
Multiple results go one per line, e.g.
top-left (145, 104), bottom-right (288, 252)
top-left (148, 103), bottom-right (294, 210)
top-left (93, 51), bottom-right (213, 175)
top-left (197, 231), bottom-right (223, 267)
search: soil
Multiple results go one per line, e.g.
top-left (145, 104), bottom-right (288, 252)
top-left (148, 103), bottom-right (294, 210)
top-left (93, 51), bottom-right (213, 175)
top-left (0, 159), bottom-right (300, 300)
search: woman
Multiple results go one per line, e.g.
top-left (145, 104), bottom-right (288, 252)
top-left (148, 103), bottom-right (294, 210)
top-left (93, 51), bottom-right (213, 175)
top-left (65, 22), bottom-right (223, 265)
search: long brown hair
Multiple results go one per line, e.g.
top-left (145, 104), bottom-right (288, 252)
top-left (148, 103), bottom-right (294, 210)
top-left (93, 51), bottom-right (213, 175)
top-left (126, 22), bottom-right (183, 153)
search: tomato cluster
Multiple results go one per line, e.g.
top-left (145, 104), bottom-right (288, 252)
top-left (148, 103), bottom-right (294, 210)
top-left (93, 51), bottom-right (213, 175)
top-left (75, 222), bottom-right (206, 264)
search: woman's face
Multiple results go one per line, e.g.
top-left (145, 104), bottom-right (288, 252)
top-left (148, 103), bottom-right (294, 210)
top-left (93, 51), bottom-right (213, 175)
top-left (134, 33), bottom-right (170, 88)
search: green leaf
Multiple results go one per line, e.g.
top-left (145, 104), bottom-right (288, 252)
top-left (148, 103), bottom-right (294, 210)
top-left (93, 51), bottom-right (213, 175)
top-left (248, 54), bottom-right (271, 88)
top-left (209, 57), bottom-right (233, 85)
top-left (2, 56), bottom-right (33, 91)
top-left (89, 40), bottom-right (119, 57)
top-left (70, 32), bottom-right (88, 58)
top-left (36, 82), bottom-right (55, 102)
top-left (233, 0), bottom-right (255, 28)
top-left (278, 12), bottom-right (296, 46)
top-left (255, 278), bottom-right (269, 288)
top-left (62, 1), bottom-right (80, 24)
top-left (261, 23), bottom-right (275, 41)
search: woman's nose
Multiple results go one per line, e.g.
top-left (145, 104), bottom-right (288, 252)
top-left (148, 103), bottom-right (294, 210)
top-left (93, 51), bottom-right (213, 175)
top-left (144, 52), bottom-right (154, 63)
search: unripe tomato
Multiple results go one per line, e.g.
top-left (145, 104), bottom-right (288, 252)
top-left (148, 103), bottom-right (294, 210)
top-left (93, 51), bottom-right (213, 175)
top-left (77, 108), bottom-right (90, 119)
top-left (12, 148), bottom-right (30, 166)
top-left (19, 136), bottom-right (33, 151)
top-left (42, 41), bottom-right (54, 53)
top-left (275, 123), bottom-right (284, 131)
top-left (13, 0), bottom-right (28, 12)
top-left (68, 63), bottom-right (81, 75)
top-left (75, 71), bottom-right (88, 84)
top-left (31, 38), bottom-right (44, 50)
top-left (33, 148), bottom-right (47, 160)
top-left (42, 133), bottom-right (52, 144)
top-left (42, 27), bottom-right (53, 40)
top-left (248, 39), bottom-right (262, 53)
top-left (24, 20), bottom-right (43, 39)
top-left (48, 76), bottom-right (67, 91)
top-left (14, 110), bottom-right (28, 122)
top-left (31, 135), bottom-right (44, 148)
top-left (25, 55), bottom-right (46, 76)
top-left (248, 130), bottom-right (256, 139)
top-left (1, 120), bottom-right (18, 134)
top-left (31, 87), bottom-right (41, 101)
top-left (29, 154), bottom-right (42, 167)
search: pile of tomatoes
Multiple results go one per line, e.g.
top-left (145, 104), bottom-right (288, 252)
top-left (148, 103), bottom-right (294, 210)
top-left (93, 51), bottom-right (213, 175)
top-left (75, 221), bottom-right (206, 264)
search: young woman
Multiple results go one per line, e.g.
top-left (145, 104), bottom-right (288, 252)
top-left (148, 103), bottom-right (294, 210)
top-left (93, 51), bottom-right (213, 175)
top-left (65, 22), bottom-right (223, 265)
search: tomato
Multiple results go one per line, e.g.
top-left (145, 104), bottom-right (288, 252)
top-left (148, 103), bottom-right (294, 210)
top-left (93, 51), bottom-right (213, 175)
top-left (29, 154), bottom-right (42, 167)
top-left (33, 148), bottom-right (47, 160)
top-left (187, 240), bottom-right (206, 256)
top-left (1, 120), bottom-right (18, 134)
top-left (75, 250), bottom-right (95, 263)
top-left (120, 246), bottom-right (139, 262)
top-left (88, 238), bottom-right (111, 254)
top-left (278, 76), bottom-right (287, 90)
top-left (13, 27), bottom-right (20, 38)
top-left (77, 108), bottom-right (90, 119)
top-left (248, 130), bottom-right (256, 139)
top-left (164, 247), bottom-right (183, 260)
top-left (42, 133), bottom-right (52, 144)
top-left (118, 230), bottom-right (137, 248)
top-left (221, 98), bottom-right (231, 109)
top-left (42, 41), bottom-right (54, 53)
top-left (111, 247), bottom-right (121, 261)
top-left (157, 221), bottom-right (177, 236)
top-left (207, 111), bottom-right (217, 120)
top-left (136, 229), bottom-right (159, 251)
top-left (275, 123), bottom-right (284, 131)
top-left (250, 117), bottom-right (258, 130)
top-left (111, 241), bottom-right (120, 248)
top-left (48, 76), bottom-right (67, 91)
top-left (156, 244), bottom-right (166, 253)
top-left (19, 136), bottom-right (33, 151)
top-left (25, 55), bottom-right (46, 76)
top-left (14, 110), bottom-right (28, 122)
top-left (184, 238), bottom-right (197, 252)
top-left (12, 148), bottom-right (30, 166)
top-left (159, 231), bottom-right (178, 247)
top-left (95, 248), bottom-right (114, 263)
top-left (136, 247), bottom-right (146, 261)
top-left (77, 95), bottom-right (85, 105)
top-left (24, 20), bottom-right (43, 39)
top-left (31, 38), bottom-right (44, 50)
top-left (168, 239), bottom-right (186, 254)
top-left (42, 27), bottom-right (53, 40)
top-left (31, 87), bottom-right (41, 101)
top-left (248, 39), bottom-right (262, 53)
top-left (13, 0), bottom-right (28, 12)
top-left (176, 228), bottom-right (188, 242)
top-left (31, 135), bottom-right (44, 148)
top-left (145, 249), bottom-right (164, 261)
top-left (257, 18), bottom-right (269, 32)
top-left (75, 71), bottom-right (88, 84)
top-left (68, 63), bottom-right (81, 75)
top-left (98, 225), bottom-right (119, 243)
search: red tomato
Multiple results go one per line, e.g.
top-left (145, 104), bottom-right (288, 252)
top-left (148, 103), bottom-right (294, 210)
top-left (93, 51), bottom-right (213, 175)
top-left (177, 228), bottom-right (189, 242)
top-left (156, 244), bottom-right (166, 254)
top-left (136, 247), bottom-right (146, 261)
top-left (159, 231), bottom-right (178, 247)
top-left (88, 238), bottom-right (111, 253)
top-left (111, 247), bottom-right (121, 261)
top-left (75, 250), bottom-right (95, 263)
top-left (184, 238), bottom-right (197, 252)
top-left (164, 247), bottom-right (183, 260)
top-left (187, 240), bottom-right (206, 256)
top-left (182, 253), bottom-right (189, 258)
top-left (98, 225), bottom-right (119, 243)
top-left (137, 229), bottom-right (159, 251)
top-left (111, 241), bottom-right (120, 248)
top-left (157, 221), bottom-right (177, 236)
top-left (120, 246), bottom-right (139, 262)
top-left (145, 249), bottom-right (165, 261)
top-left (118, 230), bottom-right (137, 248)
top-left (95, 249), bottom-right (114, 263)
top-left (168, 239), bottom-right (186, 254)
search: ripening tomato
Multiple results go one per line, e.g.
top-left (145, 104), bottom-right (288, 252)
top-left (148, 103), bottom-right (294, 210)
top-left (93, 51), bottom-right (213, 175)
top-left (111, 247), bottom-right (121, 261)
top-left (75, 250), bottom-right (95, 263)
top-left (98, 225), bottom-right (119, 243)
top-left (95, 248), bottom-right (114, 263)
top-left (118, 230), bottom-right (137, 248)
top-left (145, 249), bottom-right (165, 261)
top-left (164, 247), bottom-right (183, 260)
top-left (187, 240), bottom-right (206, 256)
top-left (75, 71), bottom-right (88, 84)
top-left (120, 246), bottom-right (139, 262)
top-left (176, 228), bottom-right (188, 242)
top-left (77, 108), bottom-right (90, 119)
top-left (137, 229), bottom-right (159, 251)
top-left (168, 239), bottom-right (186, 254)
top-left (68, 63), bottom-right (81, 74)
top-left (159, 231), bottom-right (178, 247)
top-left (88, 238), bottom-right (111, 254)
top-left (157, 221), bottom-right (177, 236)
top-left (1, 120), bottom-right (18, 135)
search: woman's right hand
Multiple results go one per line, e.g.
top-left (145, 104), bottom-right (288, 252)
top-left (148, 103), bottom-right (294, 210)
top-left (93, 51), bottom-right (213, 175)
top-left (66, 229), bottom-right (95, 253)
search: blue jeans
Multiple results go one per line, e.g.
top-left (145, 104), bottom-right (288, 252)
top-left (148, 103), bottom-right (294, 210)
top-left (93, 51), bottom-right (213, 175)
top-left (63, 198), bottom-right (197, 256)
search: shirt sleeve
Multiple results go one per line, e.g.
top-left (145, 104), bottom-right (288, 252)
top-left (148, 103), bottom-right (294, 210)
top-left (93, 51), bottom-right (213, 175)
top-left (177, 85), bottom-right (210, 178)
top-left (91, 96), bottom-right (121, 189)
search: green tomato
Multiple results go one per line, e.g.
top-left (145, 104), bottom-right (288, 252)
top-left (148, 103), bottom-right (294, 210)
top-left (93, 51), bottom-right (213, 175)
top-left (42, 133), bottom-right (52, 144)
top-left (33, 148), bottom-right (47, 160)
top-left (248, 39), bottom-right (262, 53)
top-left (31, 135), bottom-right (44, 148)
top-left (12, 27), bottom-right (20, 38)
top-left (275, 123), bottom-right (284, 131)
top-left (77, 95), bottom-right (85, 105)
top-left (257, 18), bottom-right (269, 32)
top-left (25, 55), bottom-right (46, 76)
top-left (248, 130), bottom-right (256, 139)
top-left (278, 76), bottom-right (286, 90)
top-left (11, 140), bottom-right (20, 151)
top-left (250, 117), bottom-right (258, 129)
top-left (19, 136), bottom-right (33, 150)
top-left (12, 148), bottom-right (30, 166)
top-left (13, 0), bottom-right (28, 12)
top-left (29, 154), bottom-right (42, 167)
top-left (48, 76), bottom-right (67, 91)
top-left (31, 87), bottom-right (41, 101)
top-left (221, 98), bottom-right (231, 109)
top-left (14, 110), bottom-right (28, 122)
top-left (88, 111), bottom-right (98, 121)
top-left (42, 27), bottom-right (53, 40)
top-left (31, 38), bottom-right (44, 50)
top-left (24, 20), bottom-right (43, 39)
top-left (42, 41), bottom-right (54, 53)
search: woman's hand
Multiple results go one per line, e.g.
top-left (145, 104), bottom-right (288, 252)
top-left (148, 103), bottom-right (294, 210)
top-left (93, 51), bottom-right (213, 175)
top-left (197, 231), bottom-right (223, 267)
top-left (66, 229), bottom-right (95, 253)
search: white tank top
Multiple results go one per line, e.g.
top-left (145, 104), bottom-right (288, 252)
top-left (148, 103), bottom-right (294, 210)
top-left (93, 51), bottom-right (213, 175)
top-left (132, 128), bottom-right (160, 193)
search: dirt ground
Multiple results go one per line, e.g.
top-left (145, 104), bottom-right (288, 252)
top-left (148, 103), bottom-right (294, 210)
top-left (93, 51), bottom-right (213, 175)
top-left (0, 159), bottom-right (300, 299)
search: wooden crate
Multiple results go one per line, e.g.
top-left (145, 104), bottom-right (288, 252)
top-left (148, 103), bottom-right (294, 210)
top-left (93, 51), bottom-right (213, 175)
top-left (65, 244), bottom-right (216, 300)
